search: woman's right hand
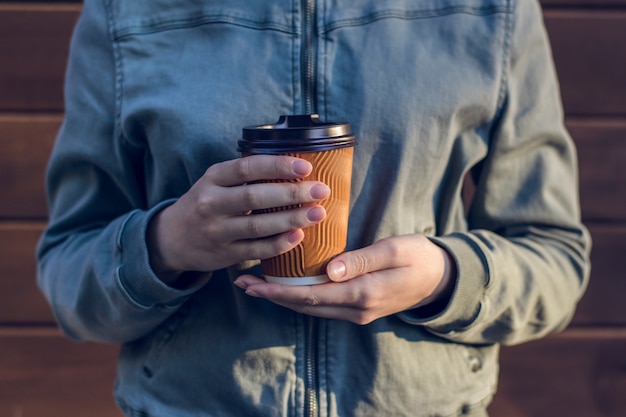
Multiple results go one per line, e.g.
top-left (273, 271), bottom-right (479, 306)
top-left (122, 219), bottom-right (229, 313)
top-left (146, 155), bottom-right (330, 287)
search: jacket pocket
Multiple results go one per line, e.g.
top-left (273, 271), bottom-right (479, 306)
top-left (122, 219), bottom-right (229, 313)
top-left (138, 302), bottom-right (193, 379)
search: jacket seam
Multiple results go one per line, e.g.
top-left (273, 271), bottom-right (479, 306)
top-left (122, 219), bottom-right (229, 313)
top-left (103, 0), bottom-right (129, 151)
top-left (321, 5), bottom-right (512, 34)
top-left (113, 14), bottom-right (297, 40)
top-left (495, 0), bottom-right (514, 113)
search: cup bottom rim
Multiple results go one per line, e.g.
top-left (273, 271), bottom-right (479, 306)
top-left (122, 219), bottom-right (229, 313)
top-left (264, 274), bottom-right (330, 286)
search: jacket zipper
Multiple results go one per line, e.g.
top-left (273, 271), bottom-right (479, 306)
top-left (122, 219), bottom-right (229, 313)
top-left (305, 315), bottom-right (319, 417)
top-left (302, 0), bottom-right (317, 114)
top-left (301, 2), bottom-right (319, 416)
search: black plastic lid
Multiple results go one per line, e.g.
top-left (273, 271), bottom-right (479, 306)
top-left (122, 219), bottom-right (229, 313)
top-left (238, 114), bottom-right (356, 154)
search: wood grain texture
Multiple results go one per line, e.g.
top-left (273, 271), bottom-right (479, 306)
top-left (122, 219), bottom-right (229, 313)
top-left (0, 223), bottom-right (622, 325)
top-left (489, 330), bottom-right (626, 417)
top-left (0, 115), bottom-right (58, 219)
top-left (0, 330), bottom-right (123, 417)
top-left (569, 120), bottom-right (626, 222)
top-left (573, 225), bottom-right (626, 326)
top-left (544, 10), bottom-right (626, 116)
top-left (0, 6), bottom-right (78, 111)
top-left (1, 6), bottom-right (626, 116)
top-left (0, 224), bottom-right (53, 324)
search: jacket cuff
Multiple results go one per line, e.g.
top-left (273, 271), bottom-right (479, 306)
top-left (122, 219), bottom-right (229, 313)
top-left (116, 200), bottom-right (203, 309)
top-left (397, 233), bottom-right (489, 335)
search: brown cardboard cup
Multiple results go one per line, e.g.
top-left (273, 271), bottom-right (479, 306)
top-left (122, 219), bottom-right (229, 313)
top-left (238, 114), bottom-right (356, 285)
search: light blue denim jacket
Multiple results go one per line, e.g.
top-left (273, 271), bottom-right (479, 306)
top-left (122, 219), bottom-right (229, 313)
top-left (37, 0), bottom-right (591, 416)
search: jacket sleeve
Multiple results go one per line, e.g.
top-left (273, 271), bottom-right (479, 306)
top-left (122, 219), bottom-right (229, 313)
top-left (399, 0), bottom-right (591, 346)
top-left (36, 0), bottom-right (204, 343)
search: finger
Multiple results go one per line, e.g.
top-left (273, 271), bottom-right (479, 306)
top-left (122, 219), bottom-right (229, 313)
top-left (207, 155), bottom-right (312, 187)
top-left (214, 181), bottom-right (330, 214)
top-left (235, 277), bottom-right (377, 323)
top-left (240, 278), bottom-right (363, 308)
top-left (326, 237), bottom-right (411, 282)
top-left (229, 229), bottom-right (305, 261)
top-left (218, 205), bottom-right (326, 241)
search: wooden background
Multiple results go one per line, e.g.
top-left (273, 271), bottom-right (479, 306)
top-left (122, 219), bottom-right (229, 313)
top-left (1, 1), bottom-right (625, 416)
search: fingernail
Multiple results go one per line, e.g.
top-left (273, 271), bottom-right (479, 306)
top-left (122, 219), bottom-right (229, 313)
top-left (310, 184), bottom-right (331, 200)
top-left (245, 289), bottom-right (260, 297)
top-left (288, 230), bottom-right (304, 244)
top-left (327, 261), bottom-right (346, 281)
top-left (233, 278), bottom-right (246, 289)
top-left (292, 160), bottom-right (312, 176)
top-left (307, 206), bottom-right (326, 222)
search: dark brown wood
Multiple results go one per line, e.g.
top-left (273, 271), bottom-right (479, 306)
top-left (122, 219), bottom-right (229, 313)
top-left (0, 224), bottom-right (55, 324)
top-left (0, 329), bottom-right (123, 417)
top-left (1, 6), bottom-right (626, 116)
top-left (568, 120), bottom-right (626, 223)
top-left (0, 222), bottom-right (623, 325)
top-left (544, 10), bottom-right (626, 116)
top-left (0, 5), bottom-right (79, 111)
top-left (0, 115), bottom-right (59, 220)
top-left (572, 225), bottom-right (626, 326)
top-left (543, 0), bottom-right (626, 6)
top-left (490, 329), bottom-right (626, 417)
top-left (1, 118), bottom-right (624, 223)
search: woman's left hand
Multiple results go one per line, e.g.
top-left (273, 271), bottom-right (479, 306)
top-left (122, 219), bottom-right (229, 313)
top-left (233, 234), bottom-right (456, 324)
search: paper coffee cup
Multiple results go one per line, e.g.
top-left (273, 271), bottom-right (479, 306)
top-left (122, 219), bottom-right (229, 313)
top-left (238, 114), bottom-right (356, 285)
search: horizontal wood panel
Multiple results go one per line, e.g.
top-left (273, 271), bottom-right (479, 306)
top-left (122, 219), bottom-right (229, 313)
top-left (572, 224), bottom-right (626, 325)
top-left (1, 223), bottom-right (623, 324)
top-left (543, 1), bottom-right (626, 6)
top-left (490, 330), bottom-right (626, 417)
top-left (1, 117), bottom-right (624, 221)
top-left (0, 328), bottom-right (624, 417)
top-left (568, 120), bottom-right (626, 222)
top-left (0, 116), bottom-right (58, 219)
top-left (0, 6), bottom-right (78, 111)
top-left (0, 224), bottom-right (53, 323)
top-left (0, 330), bottom-right (122, 417)
top-left (1, 7), bottom-right (626, 116)
top-left (544, 11), bottom-right (626, 116)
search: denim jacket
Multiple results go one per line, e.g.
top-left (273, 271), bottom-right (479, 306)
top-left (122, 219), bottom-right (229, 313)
top-left (37, 0), bottom-right (591, 416)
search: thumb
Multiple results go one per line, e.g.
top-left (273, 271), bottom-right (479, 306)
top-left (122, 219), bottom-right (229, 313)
top-left (326, 249), bottom-right (373, 282)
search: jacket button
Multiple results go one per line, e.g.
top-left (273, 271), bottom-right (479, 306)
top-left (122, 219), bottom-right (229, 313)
top-left (469, 356), bottom-right (482, 372)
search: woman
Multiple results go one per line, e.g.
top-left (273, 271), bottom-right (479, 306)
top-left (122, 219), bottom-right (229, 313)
top-left (38, 0), bottom-right (591, 415)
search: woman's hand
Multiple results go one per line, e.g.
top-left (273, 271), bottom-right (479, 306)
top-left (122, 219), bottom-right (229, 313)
top-left (147, 155), bottom-right (331, 286)
top-left (234, 234), bottom-right (457, 324)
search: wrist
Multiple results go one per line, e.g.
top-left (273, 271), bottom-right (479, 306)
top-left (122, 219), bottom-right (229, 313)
top-left (411, 246), bottom-right (457, 315)
top-left (147, 209), bottom-right (185, 287)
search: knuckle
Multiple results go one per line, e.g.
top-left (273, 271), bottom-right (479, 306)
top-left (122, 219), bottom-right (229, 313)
top-left (246, 216), bottom-right (267, 238)
top-left (352, 311), bottom-right (376, 326)
top-left (304, 291), bottom-right (322, 307)
top-left (348, 252), bottom-right (369, 276)
top-left (380, 237), bottom-right (404, 259)
top-left (196, 193), bottom-right (218, 217)
top-left (237, 157), bottom-right (252, 180)
top-left (288, 183), bottom-right (302, 202)
top-left (241, 185), bottom-right (261, 210)
top-left (358, 291), bottom-right (381, 311)
top-left (242, 243), bottom-right (263, 261)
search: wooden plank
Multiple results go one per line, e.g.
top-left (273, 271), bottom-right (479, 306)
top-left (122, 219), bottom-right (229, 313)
top-left (0, 6), bottom-right (79, 111)
top-left (0, 224), bottom-right (54, 324)
top-left (0, 222), bottom-right (623, 324)
top-left (572, 224), bottom-right (626, 326)
top-left (543, 0), bottom-right (626, 6)
top-left (0, 6), bottom-right (625, 116)
top-left (0, 115), bottom-right (59, 220)
top-left (544, 10), bottom-right (626, 116)
top-left (1, 116), bottom-right (624, 222)
top-left (568, 120), bottom-right (626, 223)
top-left (490, 329), bottom-right (626, 417)
top-left (0, 330), bottom-right (123, 417)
